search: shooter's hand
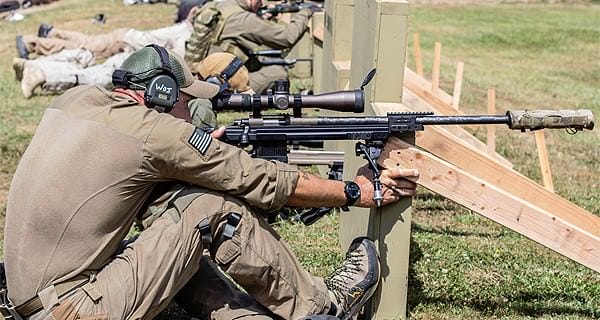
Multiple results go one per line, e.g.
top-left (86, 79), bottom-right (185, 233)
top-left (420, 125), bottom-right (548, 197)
top-left (210, 126), bottom-right (226, 138)
top-left (353, 165), bottom-right (419, 208)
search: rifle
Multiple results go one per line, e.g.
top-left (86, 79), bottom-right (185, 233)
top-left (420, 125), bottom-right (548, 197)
top-left (247, 49), bottom-right (312, 68)
top-left (257, 1), bottom-right (322, 18)
top-left (219, 106), bottom-right (594, 223)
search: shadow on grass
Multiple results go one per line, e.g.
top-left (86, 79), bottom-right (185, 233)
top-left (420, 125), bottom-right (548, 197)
top-left (407, 237), bottom-right (597, 318)
top-left (407, 236), bottom-right (424, 318)
top-left (408, 294), bottom-right (597, 319)
top-left (412, 223), bottom-right (504, 239)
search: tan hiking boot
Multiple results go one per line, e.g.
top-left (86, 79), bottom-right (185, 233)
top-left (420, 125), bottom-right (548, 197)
top-left (13, 57), bottom-right (26, 81)
top-left (21, 66), bottom-right (45, 99)
top-left (325, 237), bottom-right (380, 320)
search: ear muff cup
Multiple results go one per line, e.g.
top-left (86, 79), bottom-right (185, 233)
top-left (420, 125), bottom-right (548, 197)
top-left (143, 44), bottom-right (180, 113)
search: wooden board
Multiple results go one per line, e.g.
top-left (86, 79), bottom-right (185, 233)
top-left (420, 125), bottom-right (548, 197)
top-left (534, 130), bottom-right (554, 192)
top-left (431, 42), bottom-right (441, 95)
top-left (405, 67), bottom-right (454, 106)
top-left (452, 62), bottom-right (464, 110)
top-left (381, 137), bottom-right (600, 272)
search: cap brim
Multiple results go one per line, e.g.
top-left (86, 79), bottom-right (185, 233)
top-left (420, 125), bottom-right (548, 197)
top-left (180, 80), bottom-right (220, 99)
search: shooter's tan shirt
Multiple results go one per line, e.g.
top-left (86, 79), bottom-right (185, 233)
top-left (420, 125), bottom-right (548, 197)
top-left (4, 85), bottom-right (298, 306)
top-left (210, 0), bottom-right (313, 57)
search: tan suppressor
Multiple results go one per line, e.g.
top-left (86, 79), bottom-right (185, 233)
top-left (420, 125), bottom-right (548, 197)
top-left (508, 109), bottom-right (595, 131)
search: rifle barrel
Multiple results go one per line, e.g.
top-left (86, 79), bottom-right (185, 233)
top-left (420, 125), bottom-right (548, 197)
top-left (245, 114), bottom-right (509, 126)
top-left (416, 115), bottom-right (509, 126)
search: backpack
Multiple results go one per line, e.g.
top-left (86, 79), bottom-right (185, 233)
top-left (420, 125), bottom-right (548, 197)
top-left (184, 2), bottom-right (243, 70)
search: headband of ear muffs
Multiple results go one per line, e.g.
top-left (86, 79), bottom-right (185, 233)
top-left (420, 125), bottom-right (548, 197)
top-left (111, 44), bottom-right (180, 113)
top-left (205, 56), bottom-right (244, 94)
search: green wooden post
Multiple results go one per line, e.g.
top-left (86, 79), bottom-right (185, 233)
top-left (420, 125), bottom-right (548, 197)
top-left (311, 11), bottom-right (325, 93)
top-left (287, 26), bottom-right (313, 81)
top-left (320, 0), bottom-right (355, 93)
top-left (339, 1), bottom-right (411, 319)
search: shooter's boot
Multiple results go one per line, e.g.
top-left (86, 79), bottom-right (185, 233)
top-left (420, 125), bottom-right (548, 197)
top-left (21, 65), bottom-right (45, 99)
top-left (325, 237), bottom-right (380, 320)
top-left (13, 57), bottom-right (26, 81)
top-left (37, 23), bottom-right (53, 38)
top-left (16, 35), bottom-right (29, 59)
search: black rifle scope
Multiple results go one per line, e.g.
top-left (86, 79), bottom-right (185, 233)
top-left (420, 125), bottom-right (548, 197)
top-left (214, 79), bottom-right (364, 117)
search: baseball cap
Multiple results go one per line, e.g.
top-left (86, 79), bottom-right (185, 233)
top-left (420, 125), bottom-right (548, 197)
top-left (118, 46), bottom-right (220, 99)
top-left (197, 52), bottom-right (253, 93)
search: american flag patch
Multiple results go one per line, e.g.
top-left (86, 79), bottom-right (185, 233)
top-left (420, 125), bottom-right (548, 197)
top-left (188, 127), bottom-right (212, 155)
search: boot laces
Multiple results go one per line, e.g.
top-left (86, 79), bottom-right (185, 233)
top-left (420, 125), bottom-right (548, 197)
top-left (325, 248), bottom-right (365, 305)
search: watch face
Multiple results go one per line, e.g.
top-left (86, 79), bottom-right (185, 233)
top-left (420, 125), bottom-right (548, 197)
top-left (346, 182), bottom-right (361, 197)
top-left (345, 181), bottom-right (361, 206)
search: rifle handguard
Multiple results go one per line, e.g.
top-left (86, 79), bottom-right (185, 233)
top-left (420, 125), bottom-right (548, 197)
top-left (507, 109), bottom-right (594, 131)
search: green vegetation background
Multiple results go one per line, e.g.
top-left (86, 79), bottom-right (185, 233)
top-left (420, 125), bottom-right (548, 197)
top-left (0, 1), bottom-right (598, 319)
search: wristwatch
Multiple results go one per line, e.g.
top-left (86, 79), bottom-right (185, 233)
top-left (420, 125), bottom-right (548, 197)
top-left (342, 181), bottom-right (361, 211)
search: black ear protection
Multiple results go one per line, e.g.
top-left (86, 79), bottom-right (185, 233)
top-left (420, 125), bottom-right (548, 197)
top-left (112, 44), bottom-right (179, 113)
top-left (204, 56), bottom-right (244, 94)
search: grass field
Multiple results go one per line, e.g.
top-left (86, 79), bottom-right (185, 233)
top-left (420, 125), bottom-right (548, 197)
top-left (0, 1), bottom-right (599, 319)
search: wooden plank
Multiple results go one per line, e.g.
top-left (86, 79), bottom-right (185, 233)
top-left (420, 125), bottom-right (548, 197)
top-left (405, 80), bottom-right (468, 117)
top-left (535, 130), bottom-right (555, 192)
top-left (413, 32), bottom-right (423, 76)
top-left (382, 99), bottom-right (514, 168)
top-left (405, 67), bottom-right (454, 106)
top-left (404, 79), bottom-right (480, 132)
top-left (312, 23), bottom-right (324, 42)
top-left (380, 137), bottom-right (600, 272)
top-left (431, 41), bottom-right (441, 95)
top-left (487, 88), bottom-right (496, 154)
top-left (452, 62), bottom-right (464, 110)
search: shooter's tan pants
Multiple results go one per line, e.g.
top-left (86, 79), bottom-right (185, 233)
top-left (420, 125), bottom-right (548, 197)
top-left (30, 188), bottom-right (329, 320)
top-left (249, 65), bottom-right (289, 94)
top-left (23, 28), bottom-right (127, 59)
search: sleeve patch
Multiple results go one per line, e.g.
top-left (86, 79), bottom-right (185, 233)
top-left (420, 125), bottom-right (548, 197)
top-left (188, 127), bottom-right (212, 155)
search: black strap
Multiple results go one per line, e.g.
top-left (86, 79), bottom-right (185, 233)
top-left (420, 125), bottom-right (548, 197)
top-left (195, 213), bottom-right (241, 260)
top-left (111, 69), bottom-right (130, 88)
top-left (222, 212), bottom-right (241, 240)
top-left (196, 219), bottom-right (213, 251)
top-left (147, 44), bottom-right (172, 73)
top-left (220, 57), bottom-right (244, 81)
